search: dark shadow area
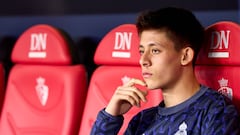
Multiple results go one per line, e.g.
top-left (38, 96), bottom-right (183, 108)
top-left (76, 37), bottom-right (100, 83)
top-left (0, 36), bottom-right (16, 114)
top-left (0, 36), bottom-right (17, 82)
top-left (0, 0), bottom-right (237, 15)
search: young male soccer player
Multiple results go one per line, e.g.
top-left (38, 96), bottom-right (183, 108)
top-left (91, 7), bottom-right (240, 135)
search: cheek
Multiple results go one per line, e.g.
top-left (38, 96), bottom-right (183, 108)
top-left (153, 55), bottom-right (181, 78)
top-left (153, 56), bottom-right (171, 70)
top-left (165, 53), bottom-right (182, 68)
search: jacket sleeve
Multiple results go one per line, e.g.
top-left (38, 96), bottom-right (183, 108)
top-left (90, 108), bottom-right (124, 135)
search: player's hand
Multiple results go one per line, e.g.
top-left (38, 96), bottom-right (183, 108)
top-left (105, 78), bottom-right (148, 116)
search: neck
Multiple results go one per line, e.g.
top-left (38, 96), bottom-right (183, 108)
top-left (162, 68), bottom-right (200, 108)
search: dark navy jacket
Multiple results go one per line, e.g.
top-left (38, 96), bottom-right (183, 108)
top-left (91, 85), bottom-right (240, 135)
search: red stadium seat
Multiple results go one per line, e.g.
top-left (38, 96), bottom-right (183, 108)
top-left (195, 21), bottom-right (240, 113)
top-left (79, 24), bottom-right (163, 135)
top-left (0, 24), bottom-right (87, 135)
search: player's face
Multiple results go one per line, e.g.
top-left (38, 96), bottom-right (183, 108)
top-left (139, 30), bottom-right (183, 90)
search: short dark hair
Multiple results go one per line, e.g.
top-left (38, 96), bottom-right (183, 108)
top-left (136, 7), bottom-right (204, 65)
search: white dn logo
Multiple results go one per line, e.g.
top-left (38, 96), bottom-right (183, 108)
top-left (112, 32), bottom-right (132, 58)
top-left (208, 30), bottom-right (230, 58)
top-left (28, 33), bottom-right (48, 58)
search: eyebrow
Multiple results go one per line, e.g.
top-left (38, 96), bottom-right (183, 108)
top-left (139, 42), bottom-right (164, 48)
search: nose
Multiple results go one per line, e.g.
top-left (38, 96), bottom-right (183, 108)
top-left (139, 52), bottom-right (151, 67)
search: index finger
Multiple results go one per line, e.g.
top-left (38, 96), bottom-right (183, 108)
top-left (125, 78), bottom-right (146, 87)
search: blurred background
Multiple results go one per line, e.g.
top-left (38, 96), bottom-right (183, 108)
top-left (0, 0), bottom-right (238, 40)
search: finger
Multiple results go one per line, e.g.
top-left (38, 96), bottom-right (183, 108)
top-left (117, 86), bottom-right (147, 105)
top-left (122, 85), bottom-right (148, 102)
top-left (130, 86), bottom-right (148, 102)
top-left (124, 78), bottom-right (146, 87)
top-left (118, 92), bottom-right (140, 107)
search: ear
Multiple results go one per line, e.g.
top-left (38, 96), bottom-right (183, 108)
top-left (181, 47), bottom-right (194, 66)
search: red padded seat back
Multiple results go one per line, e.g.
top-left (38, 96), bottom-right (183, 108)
top-left (0, 24), bottom-right (87, 135)
top-left (79, 24), bottom-right (163, 135)
top-left (195, 21), bottom-right (240, 113)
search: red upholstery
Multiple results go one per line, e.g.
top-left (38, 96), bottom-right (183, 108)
top-left (0, 24), bottom-right (87, 135)
top-left (195, 21), bottom-right (240, 113)
top-left (79, 24), bottom-right (163, 135)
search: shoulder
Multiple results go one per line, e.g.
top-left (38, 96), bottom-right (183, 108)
top-left (199, 86), bottom-right (240, 134)
top-left (198, 86), bottom-right (239, 121)
top-left (199, 86), bottom-right (236, 110)
top-left (193, 85), bottom-right (239, 123)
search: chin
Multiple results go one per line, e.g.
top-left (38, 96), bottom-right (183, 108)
top-left (146, 82), bottom-right (159, 90)
top-left (144, 79), bottom-right (160, 89)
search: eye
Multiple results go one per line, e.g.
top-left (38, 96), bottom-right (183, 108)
top-left (151, 48), bottom-right (160, 54)
top-left (139, 49), bottom-right (144, 55)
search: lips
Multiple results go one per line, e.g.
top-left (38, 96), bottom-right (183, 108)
top-left (142, 72), bottom-right (152, 78)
